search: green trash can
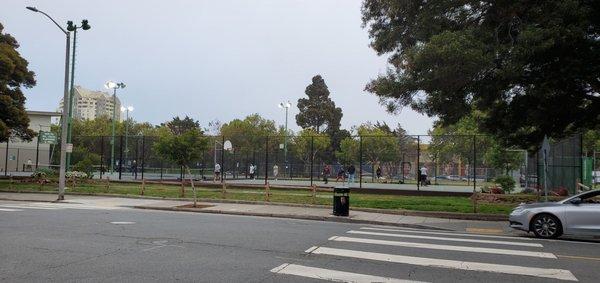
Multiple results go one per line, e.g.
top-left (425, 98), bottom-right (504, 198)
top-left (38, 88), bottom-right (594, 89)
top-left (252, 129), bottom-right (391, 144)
top-left (333, 186), bottom-right (350, 216)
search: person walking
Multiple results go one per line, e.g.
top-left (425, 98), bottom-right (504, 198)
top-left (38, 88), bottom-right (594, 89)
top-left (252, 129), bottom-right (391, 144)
top-left (347, 164), bottom-right (356, 186)
top-left (273, 164), bottom-right (279, 181)
top-left (420, 165), bottom-right (428, 186)
top-left (336, 167), bottom-right (346, 183)
top-left (322, 165), bottom-right (331, 184)
top-left (249, 163), bottom-right (255, 180)
top-left (214, 163), bottom-right (221, 182)
top-left (376, 166), bottom-right (382, 182)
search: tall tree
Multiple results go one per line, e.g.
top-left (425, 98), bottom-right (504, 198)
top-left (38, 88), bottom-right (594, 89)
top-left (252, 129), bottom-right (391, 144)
top-left (362, 1), bottom-right (600, 148)
top-left (161, 116), bottom-right (200, 135)
top-left (0, 23), bottom-right (36, 142)
top-left (296, 75), bottom-right (343, 134)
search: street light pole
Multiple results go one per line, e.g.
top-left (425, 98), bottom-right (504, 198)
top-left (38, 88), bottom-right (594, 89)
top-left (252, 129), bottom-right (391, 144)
top-left (278, 101), bottom-right (291, 176)
top-left (26, 6), bottom-right (71, 201)
top-left (121, 106), bottom-right (134, 162)
top-left (105, 81), bottom-right (126, 175)
top-left (65, 19), bottom-right (91, 171)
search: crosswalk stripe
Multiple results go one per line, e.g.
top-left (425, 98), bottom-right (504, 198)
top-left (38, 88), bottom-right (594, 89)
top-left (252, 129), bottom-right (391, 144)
top-left (329, 236), bottom-right (556, 259)
top-left (0, 208), bottom-right (23, 212)
top-left (0, 205), bottom-right (59, 210)
top-left (306, 247), bottom-right (578, 281)
top-left (270, 263), bottom-right (428, 283)
top-left (347, 230), bottom-right (542, 248)
top-left (361, 227), bottom-right (532, 241)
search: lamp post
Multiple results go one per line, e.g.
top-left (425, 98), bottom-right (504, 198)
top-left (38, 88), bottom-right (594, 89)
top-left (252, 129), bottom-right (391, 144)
top-left (65, 19), bottom-right (91, 171)
top-left (105, 81), bottom-right (126, 174)
top-left (278, 101), bottom-right (291, 173)
top-left (26, 6), bottom-right (71, 201)
top-left (120, 106), bottom-right (134, 162)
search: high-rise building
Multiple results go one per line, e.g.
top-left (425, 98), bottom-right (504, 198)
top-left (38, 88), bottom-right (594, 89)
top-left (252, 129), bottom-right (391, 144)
top-left (58, 85), bottom-right (122, 121)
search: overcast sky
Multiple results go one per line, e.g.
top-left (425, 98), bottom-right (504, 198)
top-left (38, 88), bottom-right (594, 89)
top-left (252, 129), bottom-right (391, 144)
top-left (3, 0), bottom-right (434, 134)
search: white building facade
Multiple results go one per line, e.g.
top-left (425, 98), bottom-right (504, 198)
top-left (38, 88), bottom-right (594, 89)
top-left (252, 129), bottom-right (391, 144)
top-left (58, 85), bottom-right (122, 121)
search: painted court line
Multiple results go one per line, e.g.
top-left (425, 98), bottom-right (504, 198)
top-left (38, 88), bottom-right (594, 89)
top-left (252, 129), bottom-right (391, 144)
top-left (270, 263), bottom-right (428, 283)
top-left (361, 227), bottom-right (533, 241)
top-left (347, 230), bottom-right (542, 248)
top-left (306, 247), bottom-right (577, 282)
top-left (0, 208), bottom-right (23, 212)
top-left (329, 236), bottom-right (556, 259)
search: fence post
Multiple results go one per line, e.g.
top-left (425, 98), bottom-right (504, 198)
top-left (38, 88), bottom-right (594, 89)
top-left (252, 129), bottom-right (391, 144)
top-left (4, 140), bottom-right (8, 176)
top-left (359, 135), bottom-right (363, 188)
top-left (118, 135), bottom-right (123, 180)
top-left (160, 160), bottom-right (163, 181)
top-left (134, 138), bottom-right (139, 180)
top-left (35, 133), bottom-right (40, 169)
top-left (221, 135), bottom-right (225, 183)
top-left (100, 136), bottom-right (104, 179)
top-left (310, 136), bottom-right (314, 187)
top-left (264, 136), bottom-right (269, 185)
top-left (141, 136), bottom-right (145, 180)
top-left (417, 136), bottom-right (420, 191)
top-left (473, 135), bottom-right (476, 193)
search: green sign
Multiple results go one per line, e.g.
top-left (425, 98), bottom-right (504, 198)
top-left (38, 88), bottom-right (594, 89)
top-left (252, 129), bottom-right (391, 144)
top-left (39, 131), bottom-right (57, 144)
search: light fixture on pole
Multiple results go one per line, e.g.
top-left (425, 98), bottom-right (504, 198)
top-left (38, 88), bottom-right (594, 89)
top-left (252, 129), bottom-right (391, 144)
top-left (65, 19), bottom-right (91, 171)
top-left (120, 106), bottom-right (134, 162)
top-left (26, 6), bottom-right (71, 201)
top-left (278, 101), bottom-right (292, 173)
top-left (105, 81), bottom-right (126, 174)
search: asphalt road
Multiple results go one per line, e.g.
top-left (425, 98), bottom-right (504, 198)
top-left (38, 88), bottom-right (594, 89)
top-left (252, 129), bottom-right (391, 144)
top-left (1, 200), bottom-right (599, 282)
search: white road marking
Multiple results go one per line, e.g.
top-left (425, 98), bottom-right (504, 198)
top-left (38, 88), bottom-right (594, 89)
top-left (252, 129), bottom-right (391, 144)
top-left (347, 230), bottom-right (542, 248)
top-left (0, 208), bottom-right (23, 212)
top-left (109, 221), bottom-right (135, 225)
top-left (329, 236), bottom-right (556, 259)
top-left (361, 227), bottom-right (532, 241)
top-left (306, 247), bottom-right (578, 282)
top-left (0, 205), bottom-right (58, 210)
top-left (270, 263), bottom-right (428, 283)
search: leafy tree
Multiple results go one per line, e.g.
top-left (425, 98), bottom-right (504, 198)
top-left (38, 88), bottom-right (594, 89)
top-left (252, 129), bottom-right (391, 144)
top-left (362, 0), bottom-right (600, 148)
top-left (291, 129), bottom-right (330, 174)
top-left (296, 75), bottom-right (343, 134)
top-left (484, 143), bottom-right (524, 175)
top-left (219, 114), bottom-right (280, 166)
top-left (583, 129), bottom-right (600, 156)
top-left (154, 118), bottom-right (208, 207)
top-left (0, 23), bottom-right (36, 142)
top-left (161, 116), bottom-right (200, 135)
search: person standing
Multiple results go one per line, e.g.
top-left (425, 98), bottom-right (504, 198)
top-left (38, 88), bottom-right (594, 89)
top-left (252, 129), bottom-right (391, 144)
top-left (249, 163), bottom-right (255, 180)
top-left (347, 164), bottom-right (356, 185)
top-left (376, 166), bottom-right (382, 182)
top-left (420, 165), bottom-right (428, 186)
top-left (336, 167), bottom-right (346, 183)
top-left (273, 164), bottom-right (279, 181)
top-left (322, 165), bottom-right (331, 184)
top-left (214, 163), bottom-right (221, 182)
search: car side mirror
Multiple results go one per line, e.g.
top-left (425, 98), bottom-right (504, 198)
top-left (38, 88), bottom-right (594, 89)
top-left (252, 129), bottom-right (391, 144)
top-left (570, 197), bottom-right (582, 205)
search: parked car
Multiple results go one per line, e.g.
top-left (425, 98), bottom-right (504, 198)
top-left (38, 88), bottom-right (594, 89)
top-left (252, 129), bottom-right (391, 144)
top-left (509, 190), bottom-right (600, 238)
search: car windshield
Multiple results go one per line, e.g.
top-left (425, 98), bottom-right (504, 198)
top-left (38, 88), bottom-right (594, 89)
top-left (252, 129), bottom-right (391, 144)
top-left (563, 191), bottom-right (600, 204)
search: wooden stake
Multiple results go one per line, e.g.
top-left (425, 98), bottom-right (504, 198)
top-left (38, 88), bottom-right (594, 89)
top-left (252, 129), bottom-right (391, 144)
top-left (311, 185), bottom-right (317, 204)
top-left (180, 181), bottom-right (185, 198)
top-left (265, 182), bottom-right (270, 202)
top-left (9, 174), bottom-right (13, 190)
top-left (221, 182), bottom-right (227, 199)
top-left (105, 176), bottom-right (110, 192)
top-left (141, 178), bottom-right (146, 196)
top-left (472, 192), bottom-right (478, 213)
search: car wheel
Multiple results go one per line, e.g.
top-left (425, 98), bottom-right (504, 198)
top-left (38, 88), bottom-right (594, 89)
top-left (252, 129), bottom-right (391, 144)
top-left (531, 214), bottom-right (563, 239)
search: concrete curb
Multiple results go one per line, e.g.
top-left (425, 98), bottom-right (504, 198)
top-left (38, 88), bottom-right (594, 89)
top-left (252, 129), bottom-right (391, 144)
top-left (132, 205), bottom-right (451, 231)
top-left (0, 189), bottom-right (508, 221)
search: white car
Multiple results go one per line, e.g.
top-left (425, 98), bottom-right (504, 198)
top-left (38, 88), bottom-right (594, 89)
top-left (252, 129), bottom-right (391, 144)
top-left (509, 190), bottom-right (600, 238)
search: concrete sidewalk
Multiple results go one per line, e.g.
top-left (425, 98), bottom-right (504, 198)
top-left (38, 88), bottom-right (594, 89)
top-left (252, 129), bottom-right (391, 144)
top-left (0, 192), bottom-right (515, 235)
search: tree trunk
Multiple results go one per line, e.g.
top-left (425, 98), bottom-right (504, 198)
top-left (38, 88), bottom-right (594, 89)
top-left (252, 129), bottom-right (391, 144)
top-left (186, 166), bottom-right (197, 207)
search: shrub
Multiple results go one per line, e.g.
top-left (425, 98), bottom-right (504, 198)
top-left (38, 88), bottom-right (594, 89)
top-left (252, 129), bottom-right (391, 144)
top-left (494, 175), bottom-right (516, 193)
top-left (31, 168), bottom-right (56, 178)
top-left (552, 187), bottom-right (569, 196)
top-left (521, 187), bottom-right (536, 195)
top-left (72, 155), bottom-right (99, 178)
top-left (66, 171), bottom-right (88, 179)
top-left (490, 186), bottom-right (505, 194)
